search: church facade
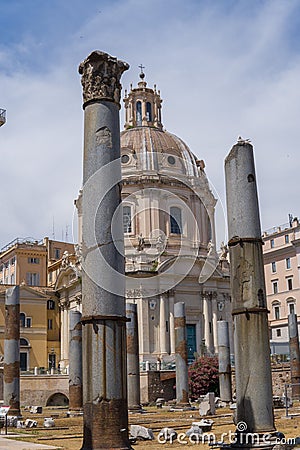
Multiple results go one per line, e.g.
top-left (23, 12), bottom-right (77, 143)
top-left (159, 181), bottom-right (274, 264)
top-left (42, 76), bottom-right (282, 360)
top-left (55, 72), bottom-right (232, 369)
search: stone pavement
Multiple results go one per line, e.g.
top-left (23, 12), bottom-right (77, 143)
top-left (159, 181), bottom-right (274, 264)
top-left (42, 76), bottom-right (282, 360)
top-left (0, 434), bottom-right (59, 449)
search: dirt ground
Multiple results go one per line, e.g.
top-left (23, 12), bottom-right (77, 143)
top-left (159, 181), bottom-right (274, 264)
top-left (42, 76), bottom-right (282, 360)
top-left (4, 403), bottom-right (300, 450)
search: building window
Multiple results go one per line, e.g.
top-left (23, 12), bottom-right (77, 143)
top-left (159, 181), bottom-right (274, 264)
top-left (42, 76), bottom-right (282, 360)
top-left (274, 306), bottom-right (280, 320)
top-left (285, 234), bottom-right (289, 244)
top-left (48, 319), bottom-right (53, 330)
top-left (272, 281), bottom-right (278, 294)
top-left (20, 312), bottom-right (26, 328)
top-left (146, 102), bottom-right (152, 122)
top-left (26, 317), bottom-right (32, 328)
top-left (286, 258), bottom-right (291, 269)
top-left (26, 272), bottom-right (40, 286)
top-left (123, 205), bottom-right (132, 233)
top-left (47, 299), bottom-right (55, 310)
top-left (287, 278), bottom-right (293, 291)
top-left (270, 239), bottom-right (274, 248)
top-left (170, 206), bottom-right (182, 235)
top-left (289, 303), bottom-right (295, 315)
top-left (271, 262), bottom-right (276, 273)
top-left (28, 257), bottom-right (39, 264)
top-left (136, 101), bottom-right (142, 126)
top-left (276, 329), bottom-right (281, 337)
top-left (54, 248), bottom-right (60, 259)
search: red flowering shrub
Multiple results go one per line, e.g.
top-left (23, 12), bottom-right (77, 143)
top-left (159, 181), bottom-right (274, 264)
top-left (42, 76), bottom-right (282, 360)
top-left (188, 356), bottom-right (219, 401)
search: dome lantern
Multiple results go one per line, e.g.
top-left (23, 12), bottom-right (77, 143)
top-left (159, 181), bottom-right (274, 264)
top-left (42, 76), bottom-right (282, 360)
top-left (124, 66), bottom-right (163, 130)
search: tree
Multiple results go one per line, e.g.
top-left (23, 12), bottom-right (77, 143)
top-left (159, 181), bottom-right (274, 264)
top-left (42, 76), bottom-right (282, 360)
top-left (188, 356), bottom-right (219, 401)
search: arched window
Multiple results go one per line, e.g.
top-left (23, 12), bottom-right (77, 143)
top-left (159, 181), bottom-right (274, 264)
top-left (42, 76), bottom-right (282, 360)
top-left (136, 101), bottom-right (142, 126)
top-left (272, 301), bottom-right (281, 320)
top-left (20, 312), bottom-right (26, 328)
top-left (170, 207), bottom-right (182, 235)
top-left (20, 338), bottom-right (29, 346)
top-left (123, 205), bottom-right (132, 233)
top-left (146, 102), bottom-right (152, 122)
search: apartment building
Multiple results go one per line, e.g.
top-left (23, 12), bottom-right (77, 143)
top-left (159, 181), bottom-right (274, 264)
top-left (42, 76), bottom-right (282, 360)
top-left (263, 217), bottom-right (300, 356)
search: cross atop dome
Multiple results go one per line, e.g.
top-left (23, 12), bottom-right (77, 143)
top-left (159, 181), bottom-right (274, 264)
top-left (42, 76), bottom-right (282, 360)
top-left (123, 68), bottom-right (163, 130)
top-left (138, 64), bottom-right (145, 80)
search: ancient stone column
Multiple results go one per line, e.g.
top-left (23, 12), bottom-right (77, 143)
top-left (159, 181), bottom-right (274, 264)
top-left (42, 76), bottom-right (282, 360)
top-left (203, 292), bottom-right (213, 355)
top-left (4, 286), bottom-right (21, 416)
top-left (225, 140), bottom-right (275, 434)
top-left (169, 292), bottom-right (176, 355)
top-left (217, 320), bottom-right (232, 404)
top-left (159, 294), bottom-right (168, 355)
top-left (78, 51), bottom-right (130, 449)
top-left (174, 302), bottom-right (190, 407)
top-left (288, 313), bottom-right (300, 400)
top-left (69, 310), bottom-right (83, 413)
top-left (126, 303), bottom-right (142, 412)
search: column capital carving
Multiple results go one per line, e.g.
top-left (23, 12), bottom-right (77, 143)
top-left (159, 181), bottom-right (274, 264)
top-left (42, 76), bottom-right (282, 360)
top-left (202, 290), bottom-right (217, 300)
top-left (78, 51), bottom-right (129, 108)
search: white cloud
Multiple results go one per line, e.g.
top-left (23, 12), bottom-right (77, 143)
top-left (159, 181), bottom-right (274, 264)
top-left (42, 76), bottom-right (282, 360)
top-left (0, 0), bottom-right (300, 248)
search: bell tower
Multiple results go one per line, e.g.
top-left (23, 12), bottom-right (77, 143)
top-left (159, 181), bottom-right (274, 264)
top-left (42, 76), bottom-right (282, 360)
top-left (123, 65), bottom-right (163, 130)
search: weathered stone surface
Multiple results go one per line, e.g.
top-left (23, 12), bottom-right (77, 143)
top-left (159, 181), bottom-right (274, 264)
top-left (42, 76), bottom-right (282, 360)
top-left (225, 140), bottom-right (275, 434)
top-left (174, 302), bottom-right (189, 406)
top-left (130, 424), bottom-right (154, 440)
top-left (199, 400), bottom-right (210, 416)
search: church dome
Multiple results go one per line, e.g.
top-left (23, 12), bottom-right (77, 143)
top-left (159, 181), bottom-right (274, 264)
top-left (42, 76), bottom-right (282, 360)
top-left (121, 127), bottom-right (204, 178)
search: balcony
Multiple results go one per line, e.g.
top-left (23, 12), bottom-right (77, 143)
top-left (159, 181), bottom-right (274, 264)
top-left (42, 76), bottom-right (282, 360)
top-left (0, 109), bottom-right (6, 127)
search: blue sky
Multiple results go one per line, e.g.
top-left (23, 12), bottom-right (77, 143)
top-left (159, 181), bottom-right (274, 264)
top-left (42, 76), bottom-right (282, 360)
top-left (1, 0), bottom-right (300, 248)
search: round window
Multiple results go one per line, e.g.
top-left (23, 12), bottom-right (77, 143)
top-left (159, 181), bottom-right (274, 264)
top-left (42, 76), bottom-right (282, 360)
top-left (121, 154), bottom-right (130, 164)
top-left (167, 155), bottom-right (176, 165)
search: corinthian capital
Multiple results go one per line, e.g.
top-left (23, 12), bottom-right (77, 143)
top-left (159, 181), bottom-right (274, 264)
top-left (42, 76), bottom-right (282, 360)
top-left (78, 51), bottom-right (129, 108)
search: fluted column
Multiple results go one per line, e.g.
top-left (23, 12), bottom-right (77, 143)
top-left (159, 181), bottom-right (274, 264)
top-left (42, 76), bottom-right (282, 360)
top-left (79, 51), bottom-right (130, 449)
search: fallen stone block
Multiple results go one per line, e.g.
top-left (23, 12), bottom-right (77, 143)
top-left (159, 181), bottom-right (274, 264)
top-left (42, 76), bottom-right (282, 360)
top-left (199, 400), bottom-right (210, 416)
top-left (30, 406), bottom-right (43, 414)
top-left (130, 424), bottom-right (154, 440)
top-left (25, 419), bottom-right (37, 428)
top-left (43, 417), bottom-right (55, 428)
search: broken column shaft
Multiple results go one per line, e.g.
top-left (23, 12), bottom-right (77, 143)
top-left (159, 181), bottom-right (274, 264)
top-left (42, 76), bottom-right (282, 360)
top-left (288, 313), bottom-right (300, 399)
top-left (4, 286), bottom-right (21, 416)
top-left (69, 310), bottom-right (83, 412)
top-left (79, 51), bottom-right (130, 449)
top-left (174, 302), bottom-right (190, 406)
top-left (225, 141), bottom-right (275, 434)
top-left (217, 320), bottom-right (232, 404)
top-left (126, 303), bottom-right (142, 412)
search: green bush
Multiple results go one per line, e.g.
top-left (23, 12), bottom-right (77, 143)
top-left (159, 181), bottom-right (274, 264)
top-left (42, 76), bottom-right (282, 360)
top-left (188, 356), bottom-right (219, 400)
